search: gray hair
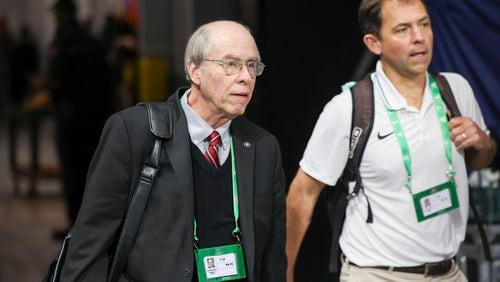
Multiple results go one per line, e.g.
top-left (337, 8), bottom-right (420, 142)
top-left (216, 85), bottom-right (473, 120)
top-left (184, 21), bottom-right (259, 82)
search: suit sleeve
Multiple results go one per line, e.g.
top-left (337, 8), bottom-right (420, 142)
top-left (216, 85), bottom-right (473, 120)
top-left (262, 137), bottom-right (287, 281)
top-left (61, 113), bottom-right (133, 281)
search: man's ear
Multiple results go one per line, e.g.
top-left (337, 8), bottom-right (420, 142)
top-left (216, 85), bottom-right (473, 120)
top-left (188, 62), bottom-right (201, 85)
top-left (363, 34), bottom-right (382, 56)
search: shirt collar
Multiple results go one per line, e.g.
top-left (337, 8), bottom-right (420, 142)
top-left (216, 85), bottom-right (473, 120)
top-left (180, 89), bottom-right (231, 149)
top-left (374, 60), bottom-right (432, 112)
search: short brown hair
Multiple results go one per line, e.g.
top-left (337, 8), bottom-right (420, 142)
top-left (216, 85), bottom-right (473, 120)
top-left (358, 0), bottom-right (427, 36)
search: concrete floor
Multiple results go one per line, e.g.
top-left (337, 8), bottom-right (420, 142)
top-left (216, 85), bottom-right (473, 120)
top-left (0, 117), bottom-right (68, 282)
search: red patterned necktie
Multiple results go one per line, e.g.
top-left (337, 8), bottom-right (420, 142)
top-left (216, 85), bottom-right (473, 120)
top-left (204, 131), bottom-right (221, 168)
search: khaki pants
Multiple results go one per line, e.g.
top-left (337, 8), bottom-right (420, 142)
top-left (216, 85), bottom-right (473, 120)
top-left (340, 257), bottom-right (468, 282)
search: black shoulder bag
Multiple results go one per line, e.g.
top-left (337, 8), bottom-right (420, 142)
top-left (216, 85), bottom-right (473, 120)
top-left (43, 102), bottom-right (172, 282)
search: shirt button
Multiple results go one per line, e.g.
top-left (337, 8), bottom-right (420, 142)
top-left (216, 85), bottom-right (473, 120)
top-left (183, 268), bottom-right (191, 278)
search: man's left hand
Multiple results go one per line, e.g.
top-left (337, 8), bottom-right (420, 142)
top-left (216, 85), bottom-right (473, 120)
top-left (449, 116), bottom-right (491, 151)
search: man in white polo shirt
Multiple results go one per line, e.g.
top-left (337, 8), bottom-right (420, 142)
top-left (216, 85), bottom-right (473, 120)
top-left (286, 0), bottom-right (497, 281)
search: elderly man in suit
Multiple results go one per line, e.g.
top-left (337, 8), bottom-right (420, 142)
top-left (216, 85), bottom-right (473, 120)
top-left (61, 20), bottom-right (286, 282)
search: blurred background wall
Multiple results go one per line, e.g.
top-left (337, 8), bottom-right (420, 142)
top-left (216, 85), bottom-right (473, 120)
top-left (0, 0), bottom-right (116, 67)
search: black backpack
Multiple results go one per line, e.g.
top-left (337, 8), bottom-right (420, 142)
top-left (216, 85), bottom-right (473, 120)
top-left (325, 73), bottom-right (491, 273)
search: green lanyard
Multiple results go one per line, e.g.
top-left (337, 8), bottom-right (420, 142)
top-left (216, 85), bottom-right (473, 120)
top-left (380, 74), bottom-right (455, 193)
top-left (193, 136), bottom-right (241, 246)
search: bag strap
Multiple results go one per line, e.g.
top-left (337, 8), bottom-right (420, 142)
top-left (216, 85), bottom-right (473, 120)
top-left (432, 73), bottom-right (461, 118)
top-left (344, 77), bottom-right (376, 223)
top-left (433, 73), bottom-right (492, 261)
top-left (345, 73), bottom-right (459, 193)
top-left (142, 102), bottom-right (173, 139)
top-left (344, 77), bottom-right (375, 181)
top-left (326, 77), bottom-right (375, 273)
top-left (108, 102), bottom-right (173, 282)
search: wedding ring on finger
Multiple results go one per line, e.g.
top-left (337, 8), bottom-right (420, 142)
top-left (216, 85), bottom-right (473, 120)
top-left (461, 133), bottom-right (467, 140)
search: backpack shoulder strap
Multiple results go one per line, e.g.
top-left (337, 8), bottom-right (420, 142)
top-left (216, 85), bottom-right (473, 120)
top-left (326, 76), bottom-right (375, 273)
top-left (344, 77), bottom-right (375, 180)
top-left (432, 73), bottom-right (461, 118)
top-left (433, 73), bottom-right (492, 261)
top-left (345, 73), bottom-right (459, 183)
top-left (140, 102), bottom-right (174, 139)
top-left (109, 102), bottom-right (172, 282)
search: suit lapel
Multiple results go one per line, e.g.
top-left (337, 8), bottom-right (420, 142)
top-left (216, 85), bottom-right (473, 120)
top-left (232, 119), bottom-right (255, 281)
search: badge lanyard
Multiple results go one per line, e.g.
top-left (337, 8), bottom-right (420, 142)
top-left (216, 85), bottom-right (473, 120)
top-left (193, 136), bottom-right (241, 246)
top-left (377, 74), bottom-right (456, 193)
top-left (193, 136), bottom-right (246, 282)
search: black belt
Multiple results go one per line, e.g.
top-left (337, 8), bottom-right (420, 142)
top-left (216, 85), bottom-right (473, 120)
top-left (349, 258), bottom-right (454, 276)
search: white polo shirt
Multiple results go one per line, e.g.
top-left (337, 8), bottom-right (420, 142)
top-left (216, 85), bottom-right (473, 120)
top-left (300, 61), bottom-right (489, 267)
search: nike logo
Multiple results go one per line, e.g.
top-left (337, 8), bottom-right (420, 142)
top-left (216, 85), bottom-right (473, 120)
top-left (377, 131), bottom-right (394, 139)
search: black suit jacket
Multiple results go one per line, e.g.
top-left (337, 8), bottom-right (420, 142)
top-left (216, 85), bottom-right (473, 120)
top-left (61, 88), bottom-right (286, 282)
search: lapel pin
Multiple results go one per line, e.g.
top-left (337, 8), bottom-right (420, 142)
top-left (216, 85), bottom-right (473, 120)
top-left (243, 141), bottom-right (252, 148)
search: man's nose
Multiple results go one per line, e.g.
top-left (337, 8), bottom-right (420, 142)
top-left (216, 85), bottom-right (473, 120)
top-left (412, 26), bottom-right (425, 42)
top-left (237, 64), bottom-right (254, 82)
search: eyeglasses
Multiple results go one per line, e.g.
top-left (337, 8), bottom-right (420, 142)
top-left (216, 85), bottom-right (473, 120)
top-left (205, 58), bottom-right (265, 77)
